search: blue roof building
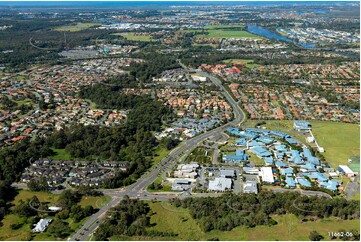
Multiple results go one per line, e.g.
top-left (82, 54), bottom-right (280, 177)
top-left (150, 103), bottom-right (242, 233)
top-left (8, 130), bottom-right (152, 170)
top-left (275, 152), bottom-right (285, 159)
top-left (248, 140), bottom-right (264, 147)
top-left (303, 172), bottom-right (328, 182)
top-left (300, 163), bottom-right (317, 172)
top-left (246, 128), bottom-right (270, 135)
top-left (319, 180), bottom-right (339, 191)
top-left (270, 130), bottom-right (289, 139)
top-left (250, 147), bottom-right (272, 158)
top-left (285, 137), bottom-right (298, 145)
top-left (240, 131), bottom-right (258, 139)
top-left (287, 150), bottom-right (304, 164)
top-left (294, 120), bottom-right (312, 131)
top-left (236, 138), bottom-right (247, 146)
top-left (275, 161), bottom-right (288, 168)
top-left (302, 148), bottom-right (320, 165)
top-left (280, 167), bottom-right (294, 176)
top-left (265, 157), bottom-right (274, 166)
top-left (256, 136), bottom-right (275, 145)
top-left (297, 177), bottom-right (312, 187)
top-left (274, 144), bottom-right (287, 152)
top-left (222, 150), bottom-right (249, 163)
top-left (227, 128), bottom-right (242, 136)
top-left (285, 176), bottom-right (296, 187)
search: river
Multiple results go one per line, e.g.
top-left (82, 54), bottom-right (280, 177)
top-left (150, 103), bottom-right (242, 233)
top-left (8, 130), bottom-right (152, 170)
top-left (247, 24), bottom-right (358, 59)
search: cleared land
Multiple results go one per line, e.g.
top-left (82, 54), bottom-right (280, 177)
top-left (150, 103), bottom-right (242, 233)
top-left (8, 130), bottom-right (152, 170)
top-left (54, 22), bottom-right (99, 32)
top-left (242, 120), bottom-right (360, 169)
top-left (110, 201), bottom-right (360, 241)
top-left (185, 147), bottom-right (213, 165)
top-left (113, 32), bottom-right (152, 42)
top-left (222, 58), bottom-right (260, 68)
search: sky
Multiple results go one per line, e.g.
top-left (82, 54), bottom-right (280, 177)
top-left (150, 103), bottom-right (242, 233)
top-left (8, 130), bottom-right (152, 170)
top-left (0, 0), bottom-right (357, 2)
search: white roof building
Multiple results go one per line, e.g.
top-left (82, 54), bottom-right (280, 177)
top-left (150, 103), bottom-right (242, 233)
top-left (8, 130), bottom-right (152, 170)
top-left (48, 206), bottom-right (62, 212)
top-left (259, 167), bottom-right (274, 184)
top-left (243, 181), bottom-right (258, 194)
top-left (338, 165), bottom-right (355, 177)
top-left (208, 177), bottom-right (232, 192)
top-left (32, 218), bottom-right (52, 233)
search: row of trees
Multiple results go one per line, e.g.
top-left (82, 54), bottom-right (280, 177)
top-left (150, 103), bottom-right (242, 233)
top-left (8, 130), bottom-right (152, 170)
top-left (169, 191), bottom-right (360, 232)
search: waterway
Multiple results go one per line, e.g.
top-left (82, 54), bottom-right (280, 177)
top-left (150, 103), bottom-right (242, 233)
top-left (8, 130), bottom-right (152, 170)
top-left (247, 24), bottom-right (358, 59)
top-left (247, 24), bottom-right (315, 48)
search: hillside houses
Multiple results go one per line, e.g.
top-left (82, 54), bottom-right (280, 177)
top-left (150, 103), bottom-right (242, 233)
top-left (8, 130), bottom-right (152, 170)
top-left (0, 58), bottom-right (142, 147)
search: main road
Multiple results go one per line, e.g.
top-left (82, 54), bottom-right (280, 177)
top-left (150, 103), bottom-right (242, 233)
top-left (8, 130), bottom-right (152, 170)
top-left (70, 62), bottom-right (245, 241)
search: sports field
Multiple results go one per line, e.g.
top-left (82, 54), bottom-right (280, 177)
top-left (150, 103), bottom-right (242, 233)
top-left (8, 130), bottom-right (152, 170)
top-left (310, 121), bottom-right (360, 168)
top-left (195, 29), bottom-right (262, 39)
top-left (222, 58), bottom-right (260, 68)
top-left (54, 22), bottom-right (99, 32)
top-left (204, 24), bottom-right (245, 30)
top-left (110, 201), bottom-right (360, 241)
top-left (113, 32), bottom-right (152, 41)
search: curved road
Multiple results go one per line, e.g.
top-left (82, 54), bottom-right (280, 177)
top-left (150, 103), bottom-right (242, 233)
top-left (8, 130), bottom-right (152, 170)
top-left (70, 62), bottom-right (245, 241)
top-left (70, 62), bottom-right (333, 241)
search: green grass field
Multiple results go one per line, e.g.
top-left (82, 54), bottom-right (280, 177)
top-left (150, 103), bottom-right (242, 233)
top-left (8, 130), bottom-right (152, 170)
top-left (15, 98), bottom-right (34, 107)
top-left (195, 29), bottom-right (262, 39)
top-left (192, 43), bottom-right (218, 48)
top-left (310, 121), bottom-right (360, 168)
top-left (152, 146), bottom-right (172, 166)
top-left (204, 24), bottom-right (245, 30)
top-left (113, 32), bottom-right (152, 42)
top-left (0, 190), bottom-right (60, 241)
top-left (242, 120), bottom-right (360, 169)
top-left (49, 148), bottom-right (72, 160)
top-left (246, 150), bottom-right (264, 166)
top-left (185, 147), bottom-right (212, 165)
top-left (54, 22), bottom-right (99, 32)
top-left (11, 190), bottom-right (60, 206)
top-left (78, 195), bottom-right (111, 208)
top-left (222, 58), bottom-right (260, 68)
top-left (110, 201), bottom-right (360, 241)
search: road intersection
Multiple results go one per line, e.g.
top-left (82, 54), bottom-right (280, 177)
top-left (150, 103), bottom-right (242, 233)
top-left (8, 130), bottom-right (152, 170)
top-left (70, 62), bottom-right (331, 241)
